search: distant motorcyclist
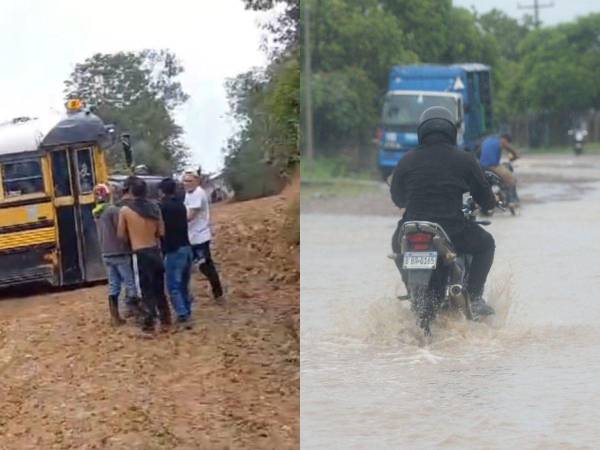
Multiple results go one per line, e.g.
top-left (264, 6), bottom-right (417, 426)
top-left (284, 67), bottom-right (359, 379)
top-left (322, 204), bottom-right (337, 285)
top-left (568, 126), bottom-right (587, 156)
top-left (390, 107), bottom-right (496, 316)
top-left (479, 133), bottom-right (520, 206)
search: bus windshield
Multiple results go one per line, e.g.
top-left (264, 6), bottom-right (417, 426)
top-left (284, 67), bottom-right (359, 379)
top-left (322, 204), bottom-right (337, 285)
top-left (382, 93), bottom-right (459, 127)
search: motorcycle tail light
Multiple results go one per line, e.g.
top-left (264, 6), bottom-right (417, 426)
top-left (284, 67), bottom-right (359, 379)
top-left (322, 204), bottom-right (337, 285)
top-left (412, 243), bottom-right (431, 250)
top-left (407, 233), bottom-right (433, 250)
top-left (407, 233), bottom-right (432, 243)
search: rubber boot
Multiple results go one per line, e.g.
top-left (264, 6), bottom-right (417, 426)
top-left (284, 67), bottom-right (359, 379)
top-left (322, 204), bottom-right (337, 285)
top-left (470, 296), bottom-right (495, 316)
top-left (108, 295), bottom-right (125, 326)
top-left (124, 297), bottom-right (143, 319)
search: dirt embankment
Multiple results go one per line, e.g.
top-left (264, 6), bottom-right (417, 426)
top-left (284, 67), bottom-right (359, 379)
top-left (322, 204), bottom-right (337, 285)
top-left (0, 190), bottom-right (299, 449)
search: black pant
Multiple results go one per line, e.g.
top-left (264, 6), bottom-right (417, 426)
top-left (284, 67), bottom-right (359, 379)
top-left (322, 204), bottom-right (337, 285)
top-left (192, 242), bottom-right (223, 298)
top-left (134, 247), bottom-right (171, 326)
top-left (392, 221), bottom-right (495, 298)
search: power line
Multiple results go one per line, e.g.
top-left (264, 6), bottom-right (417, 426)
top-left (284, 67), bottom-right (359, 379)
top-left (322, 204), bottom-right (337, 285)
top-left (517, 0), bottom-right (555, 28)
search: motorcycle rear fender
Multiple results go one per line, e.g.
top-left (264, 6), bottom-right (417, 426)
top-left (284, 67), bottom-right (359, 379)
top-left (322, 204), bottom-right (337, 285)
top-left (406, 269), bottom-right (434, 288)
top-left (399, 221), bottom-right (454, 256)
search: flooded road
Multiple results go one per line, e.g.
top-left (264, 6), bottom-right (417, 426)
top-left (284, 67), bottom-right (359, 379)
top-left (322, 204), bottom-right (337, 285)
top-left (301, 154), bottom-right (600, 449)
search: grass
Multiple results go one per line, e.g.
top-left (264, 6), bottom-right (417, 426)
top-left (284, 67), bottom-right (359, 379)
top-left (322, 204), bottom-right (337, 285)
top-left (300, 180), bottom-right (380, 200)
top-left (300, 159), bottom-right (382, 200)
top-left (301, 156), bottom-right (375, 182)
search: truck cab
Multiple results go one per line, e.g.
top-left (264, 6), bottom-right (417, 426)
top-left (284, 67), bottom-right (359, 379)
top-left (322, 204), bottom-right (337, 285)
top-left (378, 90), bottom-right (464, 178)
top-left (377, 64), bottom-right (493, 180)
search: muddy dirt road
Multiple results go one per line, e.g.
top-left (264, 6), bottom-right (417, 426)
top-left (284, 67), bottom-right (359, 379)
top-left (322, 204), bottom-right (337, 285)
top-left (0, 192), bottom-right (299, 450)
top-left (301, 153), bottom-right (600, 449)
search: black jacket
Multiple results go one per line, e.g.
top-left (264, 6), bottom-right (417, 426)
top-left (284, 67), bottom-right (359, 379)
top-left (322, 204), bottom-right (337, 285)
top-left (390, 133), bottom-right (495, 235)
top-left (159, 196), bottom-right (191, 254)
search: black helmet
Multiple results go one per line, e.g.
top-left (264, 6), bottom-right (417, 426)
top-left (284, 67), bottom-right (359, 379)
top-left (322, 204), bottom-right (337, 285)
top-left (417, 106), bottom-right (457, 145)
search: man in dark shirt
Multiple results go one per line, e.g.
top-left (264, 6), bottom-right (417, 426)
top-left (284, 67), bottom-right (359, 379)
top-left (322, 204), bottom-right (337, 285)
top-left (158, 177), bottom-right (194, 323)
top-left (390, 107), bottom-right (497, 316)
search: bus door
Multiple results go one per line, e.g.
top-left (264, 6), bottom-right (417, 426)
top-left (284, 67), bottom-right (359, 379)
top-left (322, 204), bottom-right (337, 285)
top-left (51, 146), bottom-right (105, 284)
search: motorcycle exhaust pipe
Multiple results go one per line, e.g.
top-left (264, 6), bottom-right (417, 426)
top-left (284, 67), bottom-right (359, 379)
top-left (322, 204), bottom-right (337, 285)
top-left (449, 284), bottom-right (463, 297)
top-left (448, 284), bottom-right (473, 320)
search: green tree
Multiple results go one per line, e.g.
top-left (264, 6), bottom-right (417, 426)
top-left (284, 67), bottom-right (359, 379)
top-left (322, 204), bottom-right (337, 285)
top-left (223, 0), bottom-right (299, 200)
top-left (379, 0), bottom-right (453, 62)
top-left (303, 0), bottom-right (417, 154)
top-left (310, 68), bottom-right (378, 153)
top-left (64, 49), bottom-right (189, 174)
top-left (510, 16), bottom-right (600, 113)
top-left (302, 0), bottom-right (507, 156)
top-left (440, 7), bottom-right (499, 65)
top-left (243, 0), bottom-right (299, 58)
top-left (307, 0), bottom-right (416, 89)
top-left (476, 8), bottom-right (531, 62)
top-left (224, 56), bottom-right (299, 200)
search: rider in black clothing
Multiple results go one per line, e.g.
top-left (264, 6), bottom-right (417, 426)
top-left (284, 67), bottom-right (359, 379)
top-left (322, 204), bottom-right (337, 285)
top-left (390, 107), bottom-right (497, 316)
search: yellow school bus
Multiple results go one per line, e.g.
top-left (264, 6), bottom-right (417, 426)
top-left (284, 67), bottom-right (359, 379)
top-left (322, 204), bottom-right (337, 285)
top-left (0, 101), bottom-right (114, 287)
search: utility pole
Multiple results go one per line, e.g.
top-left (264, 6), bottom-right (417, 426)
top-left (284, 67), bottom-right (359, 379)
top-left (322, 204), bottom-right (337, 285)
top-left (303, 2), bottom-right (315, 160)
top-left (517, 0), bottom-right (554, 28)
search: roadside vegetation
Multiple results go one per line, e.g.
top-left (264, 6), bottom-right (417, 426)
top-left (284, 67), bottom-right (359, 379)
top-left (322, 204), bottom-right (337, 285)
top-left (302, 0), bottom-right (600, 177)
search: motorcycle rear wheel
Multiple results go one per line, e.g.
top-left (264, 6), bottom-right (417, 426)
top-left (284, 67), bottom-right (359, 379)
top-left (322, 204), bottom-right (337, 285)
top-left (411, 286), bottom-right (436, 336)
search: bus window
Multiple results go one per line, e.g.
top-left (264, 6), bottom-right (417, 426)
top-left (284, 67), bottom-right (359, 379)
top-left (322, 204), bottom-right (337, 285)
top-left (76, 148), bottom-right (95, 194)
top-left (51, 150), bottom-right (72, 197)
top-left (2, 159), bottom-right (44, 197)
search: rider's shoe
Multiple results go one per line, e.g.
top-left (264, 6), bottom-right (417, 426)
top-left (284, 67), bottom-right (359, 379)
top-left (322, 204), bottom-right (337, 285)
top-left (470, 296), bottom-right (495, 316)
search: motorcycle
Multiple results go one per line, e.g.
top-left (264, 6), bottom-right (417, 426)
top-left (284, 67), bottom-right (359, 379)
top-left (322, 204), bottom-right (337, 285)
top-left (391, 197), bottom-right (497, 336)
top-left (483, 162), bottom-right (518, 216)
top-left (568, 129), bottom-right (587, 156)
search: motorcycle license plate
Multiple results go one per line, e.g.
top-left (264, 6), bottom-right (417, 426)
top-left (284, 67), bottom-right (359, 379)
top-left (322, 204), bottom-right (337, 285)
top-left (403, 252), bottom-right (437, 269)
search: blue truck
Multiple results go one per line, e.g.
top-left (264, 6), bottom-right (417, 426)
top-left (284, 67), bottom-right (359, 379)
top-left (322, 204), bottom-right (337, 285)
top-left (377, 64), bottom-right (493, 179)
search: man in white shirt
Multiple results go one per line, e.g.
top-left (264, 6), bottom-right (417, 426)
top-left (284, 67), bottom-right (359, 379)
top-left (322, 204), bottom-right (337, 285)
top-left (183, 172), bottom-right (225, 304)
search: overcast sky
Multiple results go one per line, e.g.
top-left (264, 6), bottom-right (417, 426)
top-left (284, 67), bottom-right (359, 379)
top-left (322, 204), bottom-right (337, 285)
top-left (0, 0), bottom-right (269, 172)
top-left (454, 0), bottom-right (600, 25)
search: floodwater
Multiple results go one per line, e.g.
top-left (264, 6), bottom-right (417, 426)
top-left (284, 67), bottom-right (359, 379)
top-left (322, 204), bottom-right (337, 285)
top-left (300, 155), bottom-right (600, 449)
